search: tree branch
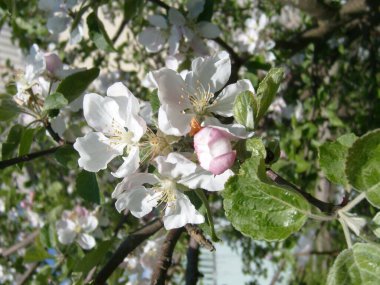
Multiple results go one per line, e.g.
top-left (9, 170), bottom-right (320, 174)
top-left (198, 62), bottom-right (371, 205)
top-left (94, 219), bottom-right (163, 285)
top-left (185, 237), bottom-right (200, 285)
top-left (1, 230), bottom-right (39, 257)
top-left (0, 146), bottom-right (63, 170)
top-left (147, 0), bottom-right (170, 10)
top-left (266, 168), bottom-right (339, 214)
top-left (151, 227), bottom-right (184, 285)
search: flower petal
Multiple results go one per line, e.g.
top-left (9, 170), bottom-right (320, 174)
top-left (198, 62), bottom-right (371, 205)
top-left (168, 8), bottom-right (186, 26)
top-left (77, 233), bottom-right (96, 250)
top-left (188, 51), bottom-right (231, 93)
top-left (111, 146), bottom-right (140, 178)
top-left (78, 216), bottom-right (98, 233)
top-left (83, 93), bottom-right (125, 134)
top-left (203, 117), bottom-right (254, 139)
top-left (196, 22), bottom-right (221, 39)
top-left (112, 173), bottom-right (159, 199)
top-left (163, 191), bottom-right (204, 229)
top-left (138, 27), bottom-right (166, 53)
top-left (209, 79), bottom-right (254, 117)
top-left (179, 166), bottom-right (234, 191)
top-left (57, 229), bottom-right (76, 245)
top-left (74, 132), bottom-right (123, 172)
top-left (155, 153), bottom-right (197, 179)
top-left (158, 105), bottom-right (193, 136)
top-left (148, 15), bottom-right (168, 29)
top-left (47, 12), bottom-right (70, 34)
top-left (187, 0), bottom-right (205, 19)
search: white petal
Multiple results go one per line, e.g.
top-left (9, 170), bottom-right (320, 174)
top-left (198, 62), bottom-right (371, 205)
top-left (196, 22), bottom-right (221, 39)
top-left (69, 23), bottom-right (84, 45)
top-left (74, 132), bottom-right (123, 172)
top-left (142, 72), bottom-right (158, 90)
top-left (188, 51), bottom-right (231, 93)
top-left (138, 27), bottom-right (166, 53)
top-left (187, 0), bottom-right (205, 19)
top-left (203, 117), bottom-right (254, 139)
top-left (47, 12), bottom-right (70, 34)
top-left (158, 105), bottom-right (193, 136)
top-left (115, 186), bottom-right (159, 218)
top-left (77, 233), bottom-right (96, 250)
top-left (111, 147), bottom-right (140, 178)
top-left (209, 79), bottom-right (254, 117)
top-left (168, 26), bottom-right (181, 55)
top-left (179, 167), bottom-right (234, 191)
top-left (168, 8), bottom-right (186, 26)
top-left (189, 36), bottom-right (209, 56)
top-left (83, 93), bottom-right (125, 134)
top-left (112, 173), bottom-right (159, 199)
top-left (152, 68), bottom-right (189, 108)
top-left (58, 229), bottom-right (76, 245)
top-left (148, 15), bottom-right (168, 29)
top-left (50, 115), bottom-right (66, 137)
top-left (79, 216), bottom-right (98, 233)
top-left (155, 153), bottom-right (197, 179)
top-left (38, 0), bottom-right (60, 12)
top-left (163, 191), bottom-right (204, 229)
top-left (56, 219), bottom-right (76, 231)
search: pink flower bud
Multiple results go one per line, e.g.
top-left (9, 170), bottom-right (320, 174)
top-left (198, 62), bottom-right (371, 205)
top-left (44, 53), bottom-right (63, 75)
top-left (194, 127), bottom-right (236, 175)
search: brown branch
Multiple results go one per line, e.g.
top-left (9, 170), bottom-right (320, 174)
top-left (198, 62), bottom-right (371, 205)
top-left (1, 230), bottom-right (39, 257)
top-left (151, 227), bottom-right (185, 285)
top-left (94, 219), bottom-right (163, 285)
top-left (0, 146), bottom-right (63, 170)
top-left (17, 262), bottom-right (39, 285)
top-left (147, 0), bottom-right (170, 10)
top-left (269, 259), bottom-right (286, 285)
top-left (44, 120), bottom-right (66, 145)
top-left (185, 237), bottom-right (200, 285)
top-left (185, 224), bottom-right (215, 252)
top-left (266, 169), bottom-right (339, 214)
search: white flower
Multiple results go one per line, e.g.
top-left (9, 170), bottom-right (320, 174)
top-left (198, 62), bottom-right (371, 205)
top-left (153, 51), bottom-right (254, 137)
top-left (74, 82), bottom-right (147, 177)
top-left (138, 0), bottom-right (220, 56)
top-left (112, 152), bottom-right (233, 229)
top-left (56, 206), bottom-right (98, 250)
top-left (0, 198), bottom-right (5, 214)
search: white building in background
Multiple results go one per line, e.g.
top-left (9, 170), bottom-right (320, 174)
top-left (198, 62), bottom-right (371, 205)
top-left (0, 25), bottom-right (22, 68)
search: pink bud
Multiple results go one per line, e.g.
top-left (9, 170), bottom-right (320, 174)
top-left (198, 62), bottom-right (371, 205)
top-left (194, 127), bottom-right (236, 175)
top-left (44, 53), bottom-right (63, 75)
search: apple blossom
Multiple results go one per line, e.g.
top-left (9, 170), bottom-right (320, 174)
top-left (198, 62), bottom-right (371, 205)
top-left (194, 126), bottom-right (237, 175)
top-left (73, 82), bottom-right (147, 177)
top-left (56, 206), bottom-right (98, 250)
top-left (152, 51), bottom-right (254, 137)
top-left (112, 152), bottom-right (233, 229)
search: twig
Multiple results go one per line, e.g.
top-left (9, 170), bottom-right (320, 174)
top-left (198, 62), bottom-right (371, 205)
top-left (0, 146), bottom-right (63, 170)
top-left (151, 227), bottom-right (185, 285)
top-left (269, 259), bottom-right (286, 285)
top-left (185, 237), bottom-right (200, 285)
top-left (44, 120), bottom-right (67, 145)
top-left (1, 230), bottom-right (39, 257)
top-left (185, 224), bottom-right (215, 251)
top-left (148, 0), bottom-right (170, 10)
top-left (17, 262), bottom-right (39, 285)
top-left (266, 168), bottom-right (339, 214)
top-left (94, 219), bottom-right (163, 285)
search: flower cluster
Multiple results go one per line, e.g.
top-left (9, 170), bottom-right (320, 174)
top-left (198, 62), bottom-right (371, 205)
top-left (74, 51), bottom-right (254, 230)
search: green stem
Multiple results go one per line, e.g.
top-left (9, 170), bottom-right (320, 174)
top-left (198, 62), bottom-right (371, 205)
top-left (341, 192), bottom-right (366, 212)
top-left (339, 217), bottom-right (353, 248)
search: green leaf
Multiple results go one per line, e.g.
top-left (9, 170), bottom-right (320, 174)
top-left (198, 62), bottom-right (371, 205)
top-left (54, 145), bottom-right (79, 169)
top-left (75, 239), bottom-right (115, 275)
top-left (149, 89), bottom-right (160, 114)
top-left (346, 129), bottom-right (380, 207)
top-left (264, 138), bottom-right (281, 164)
top-left (123, 0), bottom-right (144, 22)
top-left (76, 170), bottom-right (100, 204)
top-left (24, 242), bottom-right (52, 263)
top-left (87, 12), bottom-right (116, 52)
top-left (223, 153), bottom-right (310, 241)
top-left (319, 133), bottom-right (357, 186)
top-left (2, 124), bottom-right (23, 160)
top-left (56, 67), bottom-right (100, 103)
top-left (246, 137), bottom-right (266, 159)
top-left (43, 92), bottom-right (68, 113)
top-left (17, 127), bottom-right (35, 168)
top-left (194, 189), bottom-right (220, 242)
top-left (255, 68), bottom-right (284, 122)
top-left (0, 97), bottom-right (22, 121)
top-left (327, 243), bottom-right (380, 285)
top-left (233, 90), bottom-right (256, 130)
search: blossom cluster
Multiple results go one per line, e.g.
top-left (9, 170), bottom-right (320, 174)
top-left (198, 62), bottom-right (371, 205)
top-left (73, 51), bottom-right (255, 230)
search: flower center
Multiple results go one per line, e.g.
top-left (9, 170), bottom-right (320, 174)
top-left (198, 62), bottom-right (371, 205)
top-left (180, 81), bottom-right (214, 116)
top-left (107, 118), bottom-right (134, 146)
top-left (155, 179), bottom-right (177, 204)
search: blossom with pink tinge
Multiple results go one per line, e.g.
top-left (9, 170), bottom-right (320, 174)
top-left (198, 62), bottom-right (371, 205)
top-left (194, 127), bottom-right (237, 175)
top-left (44, 53), bottom-right (63, 75)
